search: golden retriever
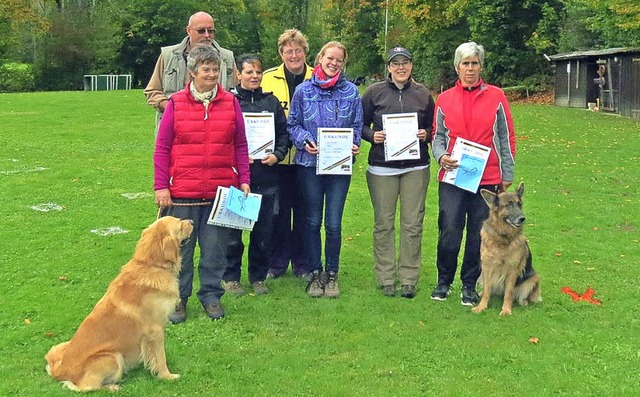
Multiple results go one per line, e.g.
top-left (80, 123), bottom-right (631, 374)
top-left (45, 216), bottom-right (193, 391)
top-left (472, 182), bottom-right (541, 315)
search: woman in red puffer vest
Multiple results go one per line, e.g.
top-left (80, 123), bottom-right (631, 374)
top-left (153, 45), bottom-right (250, 323)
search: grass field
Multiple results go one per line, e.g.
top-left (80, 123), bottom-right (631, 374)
top-left (0, 90), bottom-right (638, 396)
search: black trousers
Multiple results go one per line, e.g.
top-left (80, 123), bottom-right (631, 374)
top-left (224, 187), bottom-right (278, 284)
top-left (268, 165), bottom-right (309, 275)
top-left (435, 182), bottom-right (499, 288)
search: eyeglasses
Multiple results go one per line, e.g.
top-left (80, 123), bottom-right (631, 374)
top-left (194, 28), bottom-right (216, 35)
top-left (390, 60), bottom-right (411, 68)
top-left (282, 49), bottom-right (305, 57)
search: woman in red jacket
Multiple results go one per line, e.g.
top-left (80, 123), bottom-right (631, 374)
top-left (154, 45), bottom-right (250, 323)
top-left (430, 42), bottom-right (516, 306)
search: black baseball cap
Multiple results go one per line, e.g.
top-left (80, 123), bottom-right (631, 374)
top-left (387, 47), bottom-right (413, 63)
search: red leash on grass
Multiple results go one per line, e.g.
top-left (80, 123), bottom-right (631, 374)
top-left (561, 287), bottom-right (602, 305)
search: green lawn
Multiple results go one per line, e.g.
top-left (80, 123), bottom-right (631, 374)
top-left (0, 90), bottom-right (638, 396)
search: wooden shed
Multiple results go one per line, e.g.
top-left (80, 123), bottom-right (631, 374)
top-left (548, 47), bottom-right (640, 119)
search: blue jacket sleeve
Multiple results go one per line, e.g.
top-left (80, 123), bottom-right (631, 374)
top-left (287, 88), bottom-right (314, 149)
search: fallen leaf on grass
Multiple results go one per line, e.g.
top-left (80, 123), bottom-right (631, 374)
top-left (528, 337), bottom-right (540, 344)
top-left (586, 267), bottom-right (595, 271)
top-left (45, 331), bottom-right (55, 337)
top-left (592, 227), bottom-right (599, 231)
top-left (555, 252), bottom-right (562, 257)
top-left (24, 318), bottom-right (31, 325)
top-left (418, 320), bottom-right (425, 326)
top-left (58, 276), bottom-right (68, 281)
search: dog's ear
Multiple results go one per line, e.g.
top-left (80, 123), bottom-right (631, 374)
top-left (516, 181), bottom-right (525, 199)
top-left (480, 189), bottom-right (498, 209)
top-left (161, 235), bottom-right (180, 264)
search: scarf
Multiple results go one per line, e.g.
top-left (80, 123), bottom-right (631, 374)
top-left (190, 83), bottom-right (218, 120)
top-left (312, 64), bottom-right (341, 89)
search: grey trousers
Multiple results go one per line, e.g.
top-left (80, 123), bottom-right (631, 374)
top-left (366, 168), bottom-right (430, 287)
top-left (161, 200), bottom-right (232, 306)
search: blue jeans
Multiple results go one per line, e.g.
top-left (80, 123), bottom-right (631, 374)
top-left (161, 200), bottom-right (231, 306)
top-left (298, 166), bottom-right (351, 274)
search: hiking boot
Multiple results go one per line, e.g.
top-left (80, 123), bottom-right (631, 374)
top-left (202, 301), bottom-right (225, 320)
top-left (381, 285), bottom-right (396, 297)
top-left (461, 286), bottom-right (480, 306)
top-left (400, 285), bottom-right (417, 299)
top-left (431, 284), bottom-right (451, 301)
top-left (252, 281), bottom-right (269, 295)
top-left (223, 280), bottom-right (246, 296)
top-left (324, 272), bottom-right (340, 298)
top-left (168, 299), bottom-right (187, 324)
top-left (306, 270), bottom-right (324, 298)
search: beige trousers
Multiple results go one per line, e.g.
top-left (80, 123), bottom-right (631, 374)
top-left (366, 168), bottom-right (430, 287)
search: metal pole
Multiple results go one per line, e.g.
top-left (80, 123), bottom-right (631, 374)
top-left (384, 0), bottom-right (389, 53)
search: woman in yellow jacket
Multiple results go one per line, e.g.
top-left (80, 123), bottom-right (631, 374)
top-left (260, 29), bottom-right (313, 280)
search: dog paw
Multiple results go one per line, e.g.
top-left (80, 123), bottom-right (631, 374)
top-left (107, 384), bottom-right (121, 392)
top-left (471, 305), bottom-right (486, 313)
top-left (499, 309), bottom-right (512, 316)
top-left (161, 373), bottom-right (180, 380)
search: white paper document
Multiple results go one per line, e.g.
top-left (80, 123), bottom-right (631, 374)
top-left (243, 112), bottom-right (275, 160)
top-left (207, 186), bottom-right (256, 230)
top-left (382, 112), bottom-right (420, 161)
top-left (442, 138), bottom-right (491, 193)
top-left (316, 128), bottom-right (353, 175)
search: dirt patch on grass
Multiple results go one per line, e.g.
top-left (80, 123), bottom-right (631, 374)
top-left (506, 90), bottom-right (555, 105)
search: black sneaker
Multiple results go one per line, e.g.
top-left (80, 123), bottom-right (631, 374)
top-left (400, 285), bottom-right (417, 299)
top-left (430, 284), bottom-right (451, 301)
top-left (203, 301), bottom-right (225, 320)
top-left (460, 286), bottom-right (480, 306)
top-left (168, 299), bottom-right (187, 324)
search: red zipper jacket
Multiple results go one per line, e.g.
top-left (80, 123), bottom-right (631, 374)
top-left (431, 79), bottom-right (516, 185)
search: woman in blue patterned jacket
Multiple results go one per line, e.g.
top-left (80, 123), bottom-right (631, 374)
top-left (287, 41), bottom-right (363, 299)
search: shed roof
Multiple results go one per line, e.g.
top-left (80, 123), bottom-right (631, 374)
top-left (548, 47), bottom-right (640, 61)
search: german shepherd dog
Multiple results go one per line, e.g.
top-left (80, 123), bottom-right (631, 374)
top-left (472, 182), bottom-right (541, 315)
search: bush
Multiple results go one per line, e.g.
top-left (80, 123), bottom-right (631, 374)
top-left (0, 62), bottom-right (36, 92)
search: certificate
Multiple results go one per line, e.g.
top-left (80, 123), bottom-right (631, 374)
top-left (316, 128), bottom-right (353, 175)
top-left (225, 185), bottom-right (262, 222)
top-left (243, 112), bottom-right (275, 159)
top-left (443, 138), bottom-right (491, 193)
top-left (207, 186), bottom-right (255, 230)
top-left (382, 112), bottom-right (420, 161)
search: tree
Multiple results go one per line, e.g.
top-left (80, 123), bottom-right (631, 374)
top-left (393, 0), bottom-right (564, 89)
top-left (0, 0), bottom-right (49, 62)
top-left (561, 0), bottom-right (640, 48)
top-left (322, 0), bottom-right (386, 78)
top-left (36, 1), bottom-right (93, 90)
